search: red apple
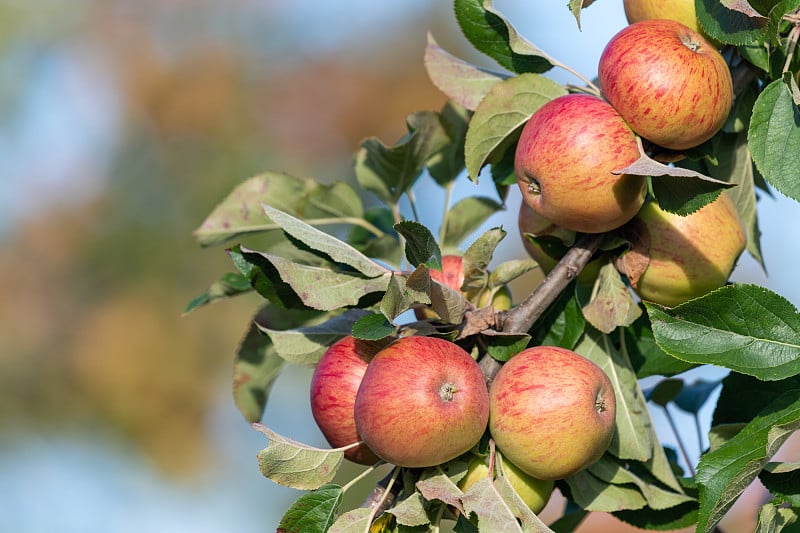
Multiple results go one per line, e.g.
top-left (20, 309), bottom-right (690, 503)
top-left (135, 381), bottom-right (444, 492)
top-left (430, 254), bottom-right (465, 291)
top-left (489, 346), bottom-right (616, 480)
top-left (514, 93), bottom-right (645, 234)
top-left (309, 336), bottom-right (381, 465)
top-left (598, 19), bottom-right (733, 150)
top-left (354, 336), bottom-right (489, 468)
top-left (628, 193), bottom-right (746, 307)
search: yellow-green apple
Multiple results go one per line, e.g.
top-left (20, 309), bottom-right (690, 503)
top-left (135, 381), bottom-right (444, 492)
top-left (627, 194), bottom-right (746, 307)
top-left (623, 0), bottom-right (700, 33)
top-left (309, 336), bottom-right (381, 465)
top-left (354, 336), bottom-right (489, 467)
top-left (598, 19), bottom-right (733, 150)
top-left (517, 201), bottom-right (608, 286)
top-left (489, 346), bottom-right (616, 480)
top-left (460, 454), bottom-right (554, 513)
top-left (514, 93), bottom-right (645, 234)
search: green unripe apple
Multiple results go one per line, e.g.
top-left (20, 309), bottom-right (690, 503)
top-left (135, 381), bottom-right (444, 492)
top-left (629, 193), bottom-right (746, 307)
top-left (460, 455), bottom-right (554, 513)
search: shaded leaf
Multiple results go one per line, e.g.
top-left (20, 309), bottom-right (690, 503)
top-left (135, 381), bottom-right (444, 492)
top-left (395, 220), bottom-right (442, 269)
top-left (565, 468), bottom-right (647, 512)
top-left (625, 314), bottom-right (696, 378)
top-left (674, 379), bottom-right (722, 414)
top-left (424, 33), bottom-right (507, 111)
top-left (355, 111), bottom-right (449, 204)
top-left (461, 477), bottom-right (550, 532)
top-left (529, 283), bottom-right (585, 350)
top-left (695, 389), bottom-right (800, 533)
top-left (381, 272), bottom-right (431, 322)
top-left (643, 378), bottom-right (684, 407)
top-left (278, 484), bottom-right (343, 533)
top-left (253, 423), bottom-right (345, 490)
top-left (465, 73), bottom-right (567, 182)
top-left (759, 462), bottom-right (800, 507)
top-left (428, 100), bottom-right (471, 187)
top-left (348, 207), bottom-right (402, 268)
top-left (462, 227), bottom-right (506, 296)
top-left (233, 317), bottom-right (284, 423)
top-left (482, 331), bottom-right (531, 362)
top-left (488, 258), bottom-right (539, 287)
top-left (713, 373), bottom-right (800, 426)
top-left (184, 272), bottom-right (251, 314)
top-left (749, 76), bottom-right (800, 204)
top-left (614, 501), bottom-right (699, 532)
top-left (259, 309), bottom-right (371, 366)
top-left (588, 455), bottom-right (695, 510)
top-left (645, 284), bottom-right (800, 381)
top-left (756, 502), bottom-right (800, 533)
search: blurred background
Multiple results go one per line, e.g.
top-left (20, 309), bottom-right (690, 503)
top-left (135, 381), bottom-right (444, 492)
top-left (1, 1), bottom-right (798, 531)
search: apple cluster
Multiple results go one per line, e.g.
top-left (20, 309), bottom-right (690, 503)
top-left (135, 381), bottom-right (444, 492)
top-left (515, 16), bottom-right (745, 307)
top-left (311, 326), bottom-right (617, 506)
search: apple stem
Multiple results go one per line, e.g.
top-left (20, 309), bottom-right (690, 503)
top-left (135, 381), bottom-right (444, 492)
top-left (360, 467), bottom-right (402, 516)
top-left (782, 24), bottom-right (800, 76)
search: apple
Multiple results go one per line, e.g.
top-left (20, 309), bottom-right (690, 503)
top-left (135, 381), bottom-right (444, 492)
top-left (517, 201), bottom-right (608, 286)
top-left (460, 454), bottom-right (554, 513)
top-left (354, 336), bottom-right (489, 468)
top-left (628, 193), bottom-right (746, 307)
top-left (489, 346), bottom-right (616, 480)
top-left (309, 336), bottom-right (381, 465)
top-left (623, 0), bottom-right (700, 34)
top-left (598, 19), bottom-right (733, 150)
top-left (514, 93), bottom-right (645, 234)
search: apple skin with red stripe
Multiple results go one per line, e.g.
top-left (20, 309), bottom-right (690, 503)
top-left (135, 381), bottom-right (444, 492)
top-left (514, 93), bottom-right (645, 234)
top-left (598, 19), bottom-right (732, 151)
top-left (489, 346), bottom-right (616, 480)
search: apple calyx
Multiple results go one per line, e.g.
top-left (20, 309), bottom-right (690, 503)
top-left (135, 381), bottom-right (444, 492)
top-left (439, 382), bottom-right (458, 402)
top-left (595, 395), bottom-right (610, 414)
top-left (679, 33), bottom-right (701, 52)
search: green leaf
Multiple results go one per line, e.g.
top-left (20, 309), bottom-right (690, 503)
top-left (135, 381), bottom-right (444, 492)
top-left (229, 246), bottom-right (312, 309)
top-left (355, 111), bottom-right (449, 204)
top-left (494, 458), bottom-right (554, 531)
top-left (278, 484), bottom-right (343, 533)
top-left (756, 502), bottom-right (800, 533)
top-left (233, 316), bottom-right (284, 423)
top-left (749, 76), bottom-right (800, 204)
top-left (706, 133), bottom-right (764, 267)
top-left (482, 331), bottom-right (531, 362)
top-left (488, 258), bottom-right (539, 287)
top-left (380, 272), bottom-right (431, 322)
top-left (351, 313), bottom-right (397, 341)
top-left (424, 33), bottom-right (507, 112)
top-left (575, 328), bottom-right (653, 462)
top-left (548, 506), bottom-right (588, 533)
top-left (645, 284), bottom-right (800, 381)
top-left (625, 314), bottom-right (696, 378)
top-left (454, 0), bottom-right (556, 73)
top-left (696, 0), bottom-right (798, 45)
top-left (565, 468), bottom-right (647, 512)
top-left (460, 477), bottom-right (551, 532)
top-left (581, 263), bottom-right (642, 334)
top-left (568, 0), bottom-right (597, 29)
top-left (613, 501), bottom-right (699, 531)
top-left (760, 462), bottom-right (800, 507)
top-left (443, 196), bottom-right (505, 251)
top-left (348, 206), bottom-right (401, 268)
top-left (465, 73), bottom-right (567, 182)
top-left (462, 227), bottom-right (506, 296)
top-left (695, 389), bottom-right (800, 533)
top-left (193, 173), bottom-right (363, 247)
top-left (428, 100), bottom-right (471, 187)
top-left (616, 153), bottom-right (733, 215)
top-left (588, 455), bottom-right (695, 510)
top-left (395, 220), bottom-right (442, 269)
top-left (239, 247), bottom-right (391, 311)
top-left (328, 508), bottom-right (373, 533)
top-left (713, 373), bottom-right (800, 425)
top-left (529, 284), bottom-right (585, 350)
top-left (258, 309), bottom-right (371, 366)
top-left (389, 492), bottom-right (430, 527)
top-left (416, 462), bottom-right (469, 511)
top-left (184, 272), bottom-right (251, 314)
top-left (253, 423), bottom-right (345, 490)
top-left (262, 204), bottom-right (388, 278)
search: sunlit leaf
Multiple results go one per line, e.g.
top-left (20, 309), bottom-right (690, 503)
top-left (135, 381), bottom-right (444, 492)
top-left (262, 204), bottom-right (388, 278)
top-left (488, 258), bottom-right (539, 287)
top-left (625, 314), bottom-right (696, 378)
top-left (756, 502), bottom-right (800, 533)
top-left (462, 227), bottom-right (506, 296)
top-left (588, 455), bottom-right (695, 510)
top-left (749, 76), bottom-right (800, 204)
top-left (253, 423), bottom-right (345, 490)
top-left (350, 313), bottom-right (397, 341)
top-left (424, 33), bottom-right (507, 111)
top-left (465, 73), bottom-right (566, 182)
top-left (454, 0), bottom-right (556, 73)
top-left (388, 492), bottom-right (430, 527)
top-left (568, 0), bottom-right (597, 29)
top-left (646, 284), bottom-right (800, 381)
top-left (461, 477), bottom-right (549, 532)
top-left (581, 263), bottom-right (642, 334)
top-left (529, 284), bottom-right (585, 350)
top-left (566, 468), bottom-right (647, 512)
top-left (695, 389), bottom-right (800, 533)
top-left (416, 463), bottom-right (469, 511)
